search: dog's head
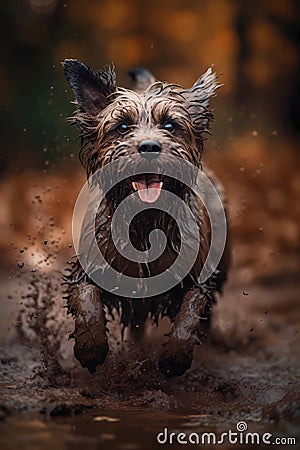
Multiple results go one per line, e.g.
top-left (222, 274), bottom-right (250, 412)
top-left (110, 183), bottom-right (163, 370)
top-left (63, 59), bottom-right (219, 205)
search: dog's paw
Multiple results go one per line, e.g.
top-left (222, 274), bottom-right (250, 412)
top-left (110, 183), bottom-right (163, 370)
top-left (71, 283), bottom-right (109, 373)
top-left (74, 337), bottom-right (108, 374)
top-left (158, 341), bottom-right (193, 378)
top-left (73, 316), bottom-right (109, 373)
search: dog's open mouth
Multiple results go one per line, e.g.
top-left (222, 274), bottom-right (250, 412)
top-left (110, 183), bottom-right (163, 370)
top-left (131, 174), bottom-right (163, 203)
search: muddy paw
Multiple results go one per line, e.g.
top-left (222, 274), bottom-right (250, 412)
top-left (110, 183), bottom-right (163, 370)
top-left (73, 315), bottom-right (109, 374)
top-left (71, 283), bottom-right (109, 373)
top-left (74, 335), bottom-right (108, 374)
top-left (158, 342), bottom-right (193, 378)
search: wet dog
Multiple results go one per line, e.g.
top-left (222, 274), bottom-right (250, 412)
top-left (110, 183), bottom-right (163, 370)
top-left (62, 60), bottom-right (230, 377)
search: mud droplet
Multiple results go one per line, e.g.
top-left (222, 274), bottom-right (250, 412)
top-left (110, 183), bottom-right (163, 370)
top-left (18, 262), bottom-right (24, 268)
top-left (44, 240), bottom-right (48, 245)
top-left (242, 291), bottom-right (249, 296)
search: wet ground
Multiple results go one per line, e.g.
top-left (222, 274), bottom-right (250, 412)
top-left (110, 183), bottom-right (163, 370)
top-left (0, 138), bottom-right (299, 449)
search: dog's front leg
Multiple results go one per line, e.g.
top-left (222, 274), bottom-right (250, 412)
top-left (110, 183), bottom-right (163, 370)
top-left (158, 286), bottom-right (209, 378)
top-left (68, 281), bottom-right (108, 373)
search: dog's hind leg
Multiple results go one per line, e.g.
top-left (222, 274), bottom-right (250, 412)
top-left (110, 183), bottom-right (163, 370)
top-left (66, 279), bottom-right (108, 374)
top-left (158, 286), bottom-right (211, 378)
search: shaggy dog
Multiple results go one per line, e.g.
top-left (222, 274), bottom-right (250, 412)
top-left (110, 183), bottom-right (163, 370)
top-left (63, 60), bottom-right (230, 377)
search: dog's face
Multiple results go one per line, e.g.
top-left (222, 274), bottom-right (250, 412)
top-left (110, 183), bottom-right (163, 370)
top-left (63, 60), bottom-right (218, 205)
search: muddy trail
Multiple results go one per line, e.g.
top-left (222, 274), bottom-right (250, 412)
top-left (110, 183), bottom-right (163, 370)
top-left (0, 141), bottom-right (300, 449)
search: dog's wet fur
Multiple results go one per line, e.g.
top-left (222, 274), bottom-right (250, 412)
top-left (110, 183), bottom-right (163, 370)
top-left (62, 60), bottom-right (230, 378)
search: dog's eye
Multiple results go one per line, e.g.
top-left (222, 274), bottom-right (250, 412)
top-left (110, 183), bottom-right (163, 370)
top-left (117, 123), bottom-right (130, 134)
top-left (163, 122), bottom-right (176, 133)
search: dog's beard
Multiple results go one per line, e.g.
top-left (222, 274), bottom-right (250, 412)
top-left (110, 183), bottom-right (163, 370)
top-left (106, 174), bottom-right (188, 211)
top-left (97, 149), bottom-right (197, 208)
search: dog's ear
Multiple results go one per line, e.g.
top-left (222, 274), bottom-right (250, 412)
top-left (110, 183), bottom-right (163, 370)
top-left (62, 59), bottom-right (116, 116)
top-left (128, 67), bottom-right (156, 92)
top-left (183, 67), bottom-right (220, 133)
top-left (189, 67), bottom-right (219, 108)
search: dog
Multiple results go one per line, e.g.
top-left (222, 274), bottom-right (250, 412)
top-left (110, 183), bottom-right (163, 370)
top-left (62, 59), bottom-right (230, 378)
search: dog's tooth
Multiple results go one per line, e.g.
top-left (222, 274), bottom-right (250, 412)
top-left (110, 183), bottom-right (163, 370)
top-left (132, 182), bottom-right (138, 191)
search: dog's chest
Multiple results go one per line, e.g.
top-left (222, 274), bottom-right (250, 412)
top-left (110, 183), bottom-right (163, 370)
top-left (100, 234), bottom-right (179, 278)
top-left (96, 212), bottom-right (180, 278)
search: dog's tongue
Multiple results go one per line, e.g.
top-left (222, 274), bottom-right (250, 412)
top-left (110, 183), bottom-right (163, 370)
top-left (132, 177), bottom-right (163, 203)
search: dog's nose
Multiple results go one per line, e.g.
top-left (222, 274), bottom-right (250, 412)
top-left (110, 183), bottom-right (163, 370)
top-left (138, 140), bottom-right (162, 159)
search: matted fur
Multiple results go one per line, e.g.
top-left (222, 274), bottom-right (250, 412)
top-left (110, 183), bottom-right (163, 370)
top-left (62, 60), bottom-right (229, 377)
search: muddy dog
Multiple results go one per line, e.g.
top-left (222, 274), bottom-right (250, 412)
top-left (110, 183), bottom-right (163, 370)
top-left (62, 59), bottom-right (230, 378)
